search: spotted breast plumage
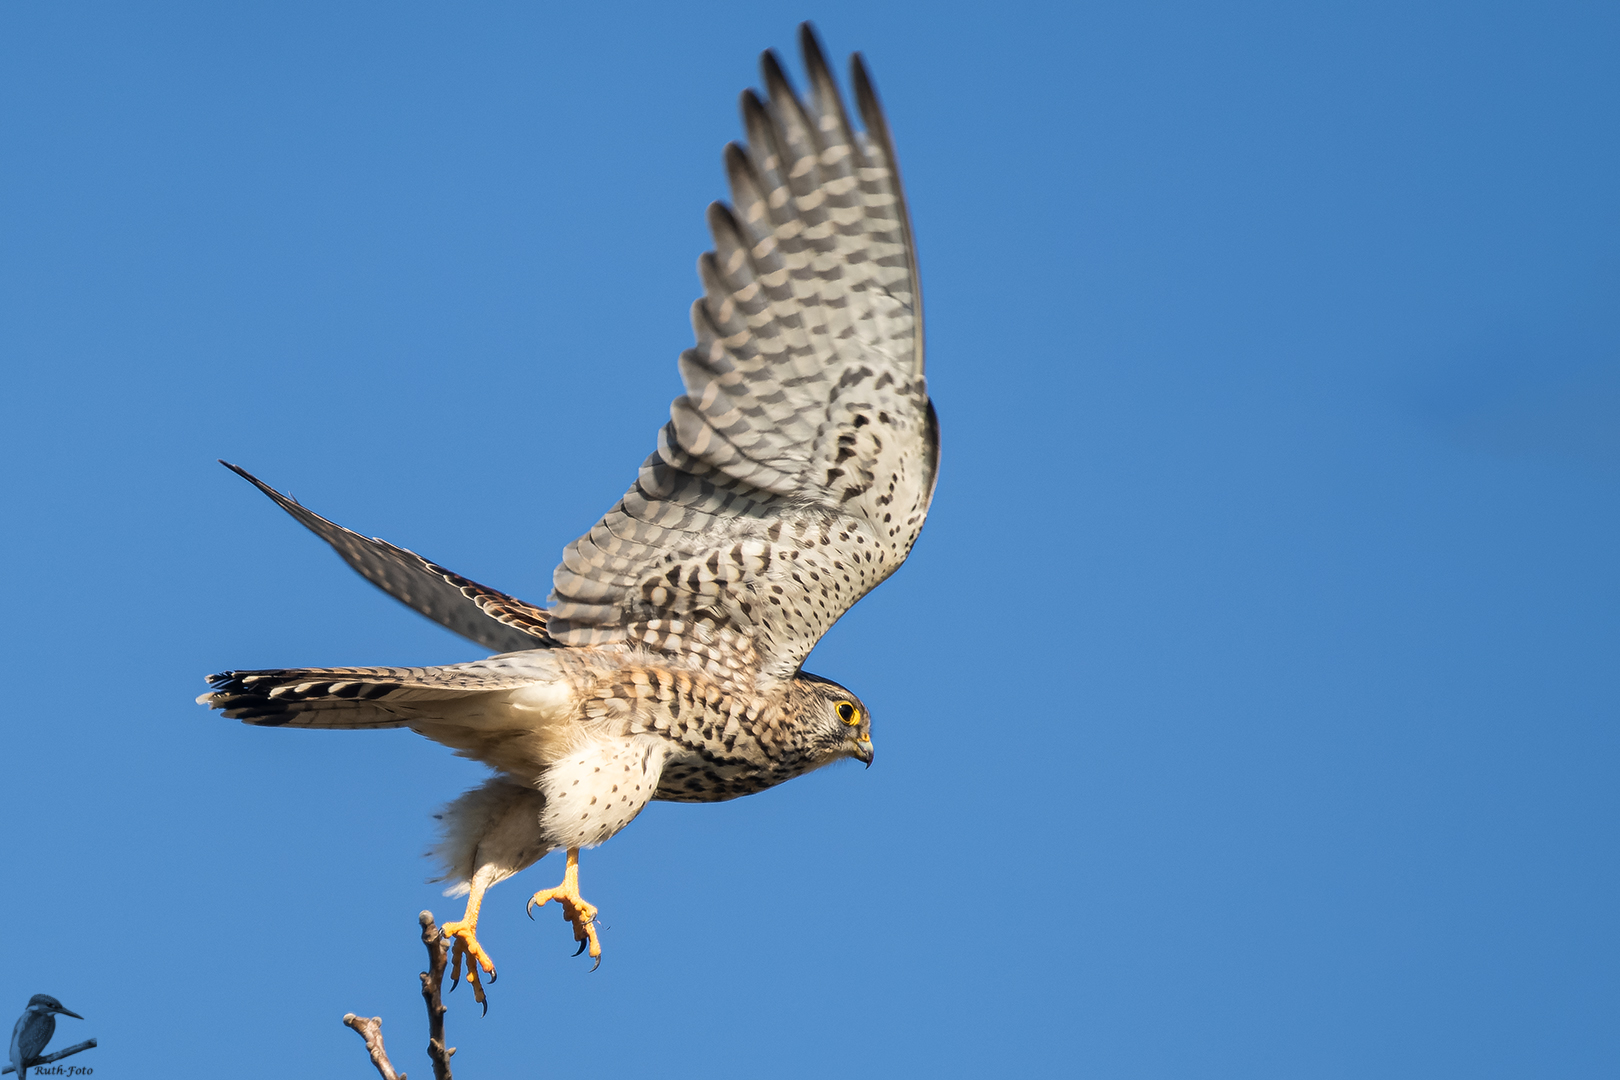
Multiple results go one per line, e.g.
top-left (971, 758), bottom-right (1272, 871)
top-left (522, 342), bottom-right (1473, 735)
top-left (198, 23), bottom-right (936, 1006)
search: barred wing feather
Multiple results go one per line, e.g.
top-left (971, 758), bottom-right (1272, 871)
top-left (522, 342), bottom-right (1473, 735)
top-left (547, 26), bottom-right (937, 686)
top-left (221, 462), bottom-right (554, 654)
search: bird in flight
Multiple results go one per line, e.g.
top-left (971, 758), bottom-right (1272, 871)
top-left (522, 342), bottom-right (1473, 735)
top-left (199, 23), bottom-right (936, 1008)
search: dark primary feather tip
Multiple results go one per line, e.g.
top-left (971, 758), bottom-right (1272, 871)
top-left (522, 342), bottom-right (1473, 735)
top-left (218, 459), bottom-right (267, 489)
top-left (218, 459), bottom-right (307, 507)
top-left (706, 201), bottom-right (745, 250)
top-left (738, 90), bottom-right (778, 159)
top-left (722, 141), bottom-right (751, 175)
top-left (798, 22), bottom-right (832, 77)
top-left (759, 48), bottom-right (794, 98)
top-left (851, 53), bottom-right (879, 115)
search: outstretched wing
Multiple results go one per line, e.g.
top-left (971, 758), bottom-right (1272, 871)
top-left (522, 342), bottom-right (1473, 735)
top-left (220, 462), bottom-right (554, 653)
top-left (548, 25), bottom-right (938, 686)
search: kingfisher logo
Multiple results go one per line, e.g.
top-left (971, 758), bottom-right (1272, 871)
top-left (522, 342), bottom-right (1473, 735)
top-left (5, 997), bottom-right (96, 1079)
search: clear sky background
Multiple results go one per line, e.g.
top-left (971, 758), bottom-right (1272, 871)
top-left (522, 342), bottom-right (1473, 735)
top-left (3, 2), bottom-right (1617, 1077)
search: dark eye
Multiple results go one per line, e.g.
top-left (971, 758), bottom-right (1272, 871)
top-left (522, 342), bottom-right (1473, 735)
top-left (836, 701), bottom-right (857, 724)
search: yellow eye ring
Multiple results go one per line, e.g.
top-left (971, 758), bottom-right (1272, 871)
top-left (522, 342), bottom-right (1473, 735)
top-left (836, 701), bottom-right (859, 725)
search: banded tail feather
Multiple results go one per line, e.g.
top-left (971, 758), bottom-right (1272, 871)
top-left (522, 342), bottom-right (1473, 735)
top-left (199, 654), bottom-right (560, 728)
top-left (202, 667), bottom-right (423, 728)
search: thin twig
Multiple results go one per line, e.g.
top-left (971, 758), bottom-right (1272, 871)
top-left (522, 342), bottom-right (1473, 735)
top-left (419, 910), bottom-right (456, 1080)
top-left (0, 1038), bottom-right (98, 1075)
top-left (343, 1014), bottom-right (405, 1080)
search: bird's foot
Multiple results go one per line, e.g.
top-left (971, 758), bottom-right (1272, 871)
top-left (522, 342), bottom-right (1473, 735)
top-left (440, 918), bottom-right (497, 1010)
top-left (527, 848), bottom-right (602, 969)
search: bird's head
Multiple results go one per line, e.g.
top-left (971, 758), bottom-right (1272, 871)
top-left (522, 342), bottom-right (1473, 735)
top-left (25, 995), bottom-right (81, 1020)
top-left (790, 672), bottom-right (874, 768)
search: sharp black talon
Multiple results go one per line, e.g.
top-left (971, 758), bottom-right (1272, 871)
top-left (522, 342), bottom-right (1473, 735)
top-left (488, 967), bottom-right (497, 984)
top-left (573, 939), bottom-right (588, 957)
top-left (480, 998), bottom-right (489, 1017)
top-left (590, 955), bottom-right (602, 973)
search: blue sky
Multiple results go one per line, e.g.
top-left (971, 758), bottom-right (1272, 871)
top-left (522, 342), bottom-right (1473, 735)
top-left (3, 2), bottom-right (1617, 1077)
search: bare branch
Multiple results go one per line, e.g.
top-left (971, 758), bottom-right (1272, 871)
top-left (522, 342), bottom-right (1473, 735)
top-left (343, 1014), bottom-right (406, 1080)
top-left (343, 911), bottom-right (457, 1080)
top-left (1, 1038), bottom-right (98, 1075)
top-left (419, 910), bottom-right (456, 1080)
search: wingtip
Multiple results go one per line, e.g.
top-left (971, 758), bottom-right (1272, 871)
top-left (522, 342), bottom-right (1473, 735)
top-left (759, 46), bottom-right (795, 101)
top-left (758, 45), bottom-right (781, 77)
top-left (218, 458), bottom-right (270, 491)
top-left (215, 459), bottom-right (313, 511)
top-left (851, 52), bottom-right (880, 126)
top-left (798, 22), bottom-right (828, 70)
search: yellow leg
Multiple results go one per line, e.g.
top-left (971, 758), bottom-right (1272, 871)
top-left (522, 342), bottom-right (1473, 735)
top-left (440, 879), bottom-right (497, 1009)
top-left (527, 847), bottom-right (602, 969)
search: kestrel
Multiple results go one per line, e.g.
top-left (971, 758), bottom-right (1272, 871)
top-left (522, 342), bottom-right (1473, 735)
top-left (199, 23), bottom-right (936, 1007)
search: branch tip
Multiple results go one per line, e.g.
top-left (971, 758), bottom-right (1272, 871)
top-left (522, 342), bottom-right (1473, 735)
top-left (343, 1013), bottom-right (405, 1080)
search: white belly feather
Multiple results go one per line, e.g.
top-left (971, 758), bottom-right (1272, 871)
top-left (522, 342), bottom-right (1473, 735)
top-left (539, 734), bottom-right (671, 850)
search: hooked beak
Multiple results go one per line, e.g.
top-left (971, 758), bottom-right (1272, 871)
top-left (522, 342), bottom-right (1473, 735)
top-left (853, 737), bottom-right (874, 768)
